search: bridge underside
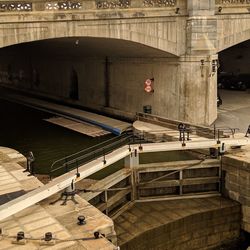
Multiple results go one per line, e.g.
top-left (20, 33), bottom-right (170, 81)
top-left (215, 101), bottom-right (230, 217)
top-left (0, 37), bottom-right (217, 125)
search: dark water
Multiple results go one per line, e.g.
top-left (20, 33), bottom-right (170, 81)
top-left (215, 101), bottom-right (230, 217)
top-left (0, 99), bottom-right (114, 176)
top-left (0, 99), bottom-right (196, 178)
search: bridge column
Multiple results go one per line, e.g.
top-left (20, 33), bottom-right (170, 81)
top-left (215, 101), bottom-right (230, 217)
top-left (125, 150), bottom-right (139, 201)
top-left (178, 54), bottom-right (218, 125)
top-left (179, 0), bottom-right (218, 125)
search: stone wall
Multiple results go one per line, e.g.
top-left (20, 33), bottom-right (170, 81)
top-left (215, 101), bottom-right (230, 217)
top-left (115, 198), bottom-right (241, 250)
top-left (222, 155), bottom-right (250, 233)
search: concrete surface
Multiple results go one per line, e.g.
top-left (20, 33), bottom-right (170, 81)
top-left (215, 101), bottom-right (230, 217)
top-left (114, 197), bottom-right (241, 249)
top-left (0, 147), bottom-right (117, 249)
top-left (0, 1), bottom-right (248, 126)
top-left (216, 89), bottom-right (250, 132)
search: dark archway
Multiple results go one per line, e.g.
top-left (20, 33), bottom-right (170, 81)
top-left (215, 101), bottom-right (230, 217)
top-left (216, 39), bottom-right (250, 132)
top-left (69, 68), bottom-right (79, 100)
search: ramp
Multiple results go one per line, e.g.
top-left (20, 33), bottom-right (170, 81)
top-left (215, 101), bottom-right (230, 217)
top-left (45, 116), bottom-right (110, 137)
top-left (1, 92), bottom-right (131, 135)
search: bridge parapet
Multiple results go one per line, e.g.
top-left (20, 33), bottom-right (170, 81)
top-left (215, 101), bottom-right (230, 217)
top-left (215, 0), bottom-right (250, 14)
top-left (0, 0), bottom-right (183, 12)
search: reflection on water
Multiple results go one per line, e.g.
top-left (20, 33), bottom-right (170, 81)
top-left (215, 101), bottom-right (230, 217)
top-left (0, 99), bottom-right (197, 178)
top-left (0, 99), bottom-right (114, 175)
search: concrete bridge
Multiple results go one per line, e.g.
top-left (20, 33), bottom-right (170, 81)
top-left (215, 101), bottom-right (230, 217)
top-left (0, 0), bottom-right (249, 125)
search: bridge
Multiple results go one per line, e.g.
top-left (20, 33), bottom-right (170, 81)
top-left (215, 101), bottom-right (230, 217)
top-left (0, 0), bottom-right (249, 125)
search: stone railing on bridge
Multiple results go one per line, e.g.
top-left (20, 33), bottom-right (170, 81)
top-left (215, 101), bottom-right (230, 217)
top-left (0, 0), bottom-right (178, 12)
top-left (215, 0), bottom-right (250, 5)
top-left (215, 0), bottom-right (250, 13)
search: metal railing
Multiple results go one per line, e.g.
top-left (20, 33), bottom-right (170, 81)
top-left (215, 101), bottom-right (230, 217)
top-left (48, 124), bottom-right (238, 179)
top-left (49, 132), bottom-right (141, 178)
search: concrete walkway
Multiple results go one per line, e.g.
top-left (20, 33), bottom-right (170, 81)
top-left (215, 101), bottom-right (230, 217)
top-left (1, 91), bottom-right (131, 135)
top-left (216, 89), bottom-right (250, 133)
top-left (0, 147), bottom-right (116, 250)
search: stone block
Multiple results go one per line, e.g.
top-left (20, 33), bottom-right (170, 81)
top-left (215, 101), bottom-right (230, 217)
top-left (239, 195), bottom-right (250, 206)
top-left (238, 176), bottom-right (250, 187)
top-left (242, 205), bottom-right (250, 218)
top-left (228, 190), bottom-right (240, 201)
top-left (242, 222), bottom-right (250, 233)
top-left (225, 181), bottom-right (239, 192)
top-left (221, 230), bottom-right (240, 241)
top-left (187, 236), bottom-right (207, 249)
top-left (207, 233), bottom-right (221, 246)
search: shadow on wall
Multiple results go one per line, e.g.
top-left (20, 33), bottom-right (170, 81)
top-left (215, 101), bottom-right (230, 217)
top-left (69, 68), bottom-right (79, 100)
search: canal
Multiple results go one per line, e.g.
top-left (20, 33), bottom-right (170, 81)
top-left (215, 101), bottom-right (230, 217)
top-left (0, 98), bottom-right (194, 179)
top-left (0, 98), bottom-right (249, 249)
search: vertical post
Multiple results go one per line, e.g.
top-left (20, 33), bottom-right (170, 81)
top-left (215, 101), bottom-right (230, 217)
top-left (125, 149), bottom-right (139, 201)
top-left (214, 124), bottom-right (216, 139)
top-left (104, 56), bottom-right (110, 107)
top-left (104, 190), bottom-right (108, 215)
top-left (218, 156), bottom-right (222, 193)
top-left (217, 129), bottom-right (220, 144)
top-left (179, 170), bottom-right (183, 195)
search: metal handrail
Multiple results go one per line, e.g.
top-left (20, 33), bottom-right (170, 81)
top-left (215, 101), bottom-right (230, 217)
top-left (49, 125), bottom-right (239, 178)
top-left (49, 133), bottom-right (136, 178)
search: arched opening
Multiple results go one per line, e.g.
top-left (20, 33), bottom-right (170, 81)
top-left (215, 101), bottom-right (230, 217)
top-left (0, 37), bottom-right (177, 118)
top-left (216, 39), bottom-right (250, 131)
top-left (0, 37), bottom-right (179, 173)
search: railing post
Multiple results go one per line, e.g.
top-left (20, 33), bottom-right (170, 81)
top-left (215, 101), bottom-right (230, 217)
top-left (214, 124), bottom-right (216, 139)
top-left (104, 190), bottom-right (108, 215)
top-left (179, 170), bottom-right (183, 195)
top-left (217, 129), bottom-right (220, 144)
top-left (65, 158), bottom-right (68, 173)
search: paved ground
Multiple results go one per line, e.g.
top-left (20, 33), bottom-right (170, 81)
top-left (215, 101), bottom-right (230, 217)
top-left (0, 147), bottom-right (116, 250)
top-left (216, 89), bottom-right (250, 133)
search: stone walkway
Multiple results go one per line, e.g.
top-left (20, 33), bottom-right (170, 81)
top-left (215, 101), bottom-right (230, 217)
top-left (0, 147), bottom-right (116, 250)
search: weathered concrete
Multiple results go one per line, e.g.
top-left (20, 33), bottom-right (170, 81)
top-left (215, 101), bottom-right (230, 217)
top-left (0, 147), bottom-right (117, 249)
top-left (0, 1), bottom-right (249, 126)
top-left (222, 145), bottom-right (250, 233)
top-left (114, 197), bottom-right (241, 250)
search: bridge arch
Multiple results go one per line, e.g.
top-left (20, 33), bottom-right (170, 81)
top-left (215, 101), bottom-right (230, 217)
top-left (216, 14), bottom-right (250, 53)
top-left (0, 18), bottom-right (182, 57)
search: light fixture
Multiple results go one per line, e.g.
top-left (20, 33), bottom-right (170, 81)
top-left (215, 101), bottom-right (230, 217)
top-left (175, 7), bottom-right (180, 14)
top-left (218, 6), bottom-right (222, 13)
top-left (200, 59), bottom-right (205, 77)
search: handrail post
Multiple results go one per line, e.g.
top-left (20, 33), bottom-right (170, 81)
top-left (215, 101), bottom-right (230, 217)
top-left (103, 149), bottom-right (106, 164)
top-left (214, 124), bottom-right (216, 139)
top-left (217, 129), bottom-right (220, 144)
top-left (65, 158), bottom-right (68, 174)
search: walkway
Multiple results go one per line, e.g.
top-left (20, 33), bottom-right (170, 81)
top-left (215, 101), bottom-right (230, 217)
top-left (0, 147), bottom-right (116, 250)
top-left (1, 90), bottom-right (131, 135)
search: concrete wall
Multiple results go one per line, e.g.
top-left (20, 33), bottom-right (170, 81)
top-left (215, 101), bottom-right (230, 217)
top-left (217, 14), bottom-right (250, 53)
top-left (0, 2), bottom-right (249, 125)
top-left (0, 44), bottom-right (218, 124)
top-left (120, 200), bottom-right (241, 250)
top-left (222, 156), bottom-right (250, 233)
